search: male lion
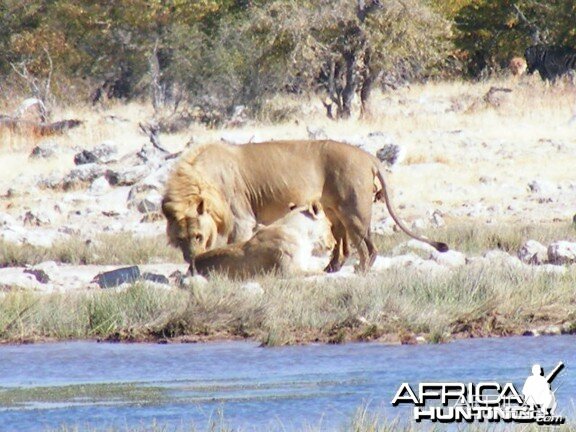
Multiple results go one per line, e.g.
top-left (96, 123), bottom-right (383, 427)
top-left (162, 140), bottom-right (448, 274)
top-left (194, 201), bottom-right (335, 279)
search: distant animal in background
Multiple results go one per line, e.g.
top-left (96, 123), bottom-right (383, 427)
top-left (509, 57), bottom-right (527, 77)
top-left (524, 45), bottom-right (576, 81)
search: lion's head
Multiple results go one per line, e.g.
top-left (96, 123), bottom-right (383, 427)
top-left (161, 148), bottom-right (233, 273)
top-left (285, 200), bottom-right (335, 257)
top-left (162, 196), bottom-right (219, 266)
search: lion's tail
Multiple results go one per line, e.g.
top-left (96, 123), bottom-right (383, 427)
top-left (372, 164), bottom-right (449, 253)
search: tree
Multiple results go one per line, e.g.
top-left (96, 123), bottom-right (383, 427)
top-left (0, 0), bottom-right (235, 103)
top-left (239, 0), bottom-right (449, 119)
top-left (453, 0), bottom-right (576, 77)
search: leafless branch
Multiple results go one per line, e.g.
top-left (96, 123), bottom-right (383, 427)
top-left (138, 122), bottom-right (170, 154)
top-left (149, 38), bottom-right (165, 112)
top-left (512, 4), bottom-right (543, 44)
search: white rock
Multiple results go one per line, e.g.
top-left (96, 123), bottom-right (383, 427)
top-left (89, 176), bottom-right (111, 195)
top-left (518, 240), bottom-right (548, 265)
top-left (129, 163), bottom-right (173, 196)
top-left (415, 336), bottom-right (427, 344)
top-left (106, 165), bottom-right (150, 186)
top-left (182, 274), bottom-right (209, 286)
top-left (241, 282), bottom-right (264, 296)
top-left (411, 218), bottom-right (428, 230)
top-left (135, 191), bottom-right (163, 214)
top-left (376, 143), bottom-right (405, 167)
top-left (430, 210), bottom-right (445, 228)
top-left (392, 240), bottom-right (436, 257)
top-left (412, 259), bottom-right (448, 275)
top-left (533, 264), bottom-right (567, 275)
top-left (389, 253), bottom-right (427, 268)
top-left (23, 209), bottom-right (56, 226)
top-left (0, 212), bottom-right (18, 227)
top-left (29, 261), bottom-right (60, 279)
top-left (371, 256), bottom-right (395, 272)
top-left (64, 164), bottom-right (107, 189)
top-left (29, 141), bottom-right (58, 159)
top-left (483, 250), bottom-right (523, 267)
top-left (220, 131), bottom-right (265, 145)
top-left (548, 241), bottom-right (576, 265)
top-left (23, 229), bottom-right (63, 248)
top-left (0, 226), bottom-right (65, 248)
top-left (0, 269), bottom-right (51, 292)
top-left (95, 187), bottom-right (131, 215)
top-left (528, 179), bottom-right (557, 195)
top-left (432, 249), bottom-right (466, 268)
top-left (92, 141), bottom-right (118, 163)
top-left (0, 225), bottom-right (28, 245)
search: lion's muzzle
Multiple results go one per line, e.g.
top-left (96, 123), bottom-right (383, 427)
top-left (179, 238), bottom-right (197, 272)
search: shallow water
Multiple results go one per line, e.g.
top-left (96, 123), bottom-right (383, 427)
top-left (0, 335), bottom-right (574, 431)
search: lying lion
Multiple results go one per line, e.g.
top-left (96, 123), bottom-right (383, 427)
top-left (162, 140), bottom-right (448, 275)
top-left (194, 201), bottom-right (335, 280)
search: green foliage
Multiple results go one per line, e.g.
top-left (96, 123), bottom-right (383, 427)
top-left (233, 0), bottom-right (449, 117)
top-left (4, 0), bottom-right (575, 115)
top-left (0, 0), bottom-right (451, 115)
top-left (453, 0), bottom-right (576, 76)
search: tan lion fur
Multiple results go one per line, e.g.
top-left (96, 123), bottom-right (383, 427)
top-left (162, 140), bottom-right (448, 273)
top-left (162, 146), bottom-right (234, 257)
top-left (194, 201), bottom-right (335, 280)
top-left (510, 57), bottom-right (527, 77)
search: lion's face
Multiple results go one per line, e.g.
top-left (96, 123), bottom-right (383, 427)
top-left (163, 197), bottom-right (218, 269)
top-left (287, 201), bottom-right (335, 256)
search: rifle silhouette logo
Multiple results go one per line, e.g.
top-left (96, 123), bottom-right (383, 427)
top-left (521, 361), bottom-right (564, 415)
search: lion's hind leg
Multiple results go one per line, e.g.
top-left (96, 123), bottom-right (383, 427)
top-left (341, 214), bottom-right (372, 274)
top-left (364, 235), bottom-right (378, 269)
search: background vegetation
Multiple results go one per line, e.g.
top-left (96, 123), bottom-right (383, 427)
top-left (1, 0), bottom-right (575, 121)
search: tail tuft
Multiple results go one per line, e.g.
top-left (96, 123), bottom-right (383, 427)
top-left (433, 242), bottom-right (449, 253)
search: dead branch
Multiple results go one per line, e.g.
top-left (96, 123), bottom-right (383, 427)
top-left (0, 117), bottom-right (82, 136)
top-left (138, 122), bottom-right (170, 154)
top-left (512, 4), bottom-right (543, 44)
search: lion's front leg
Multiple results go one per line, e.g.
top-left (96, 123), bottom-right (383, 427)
top-left (228, 214), bottom-right (258, 244)
top-left (324, 213), bottom-right (349, 273)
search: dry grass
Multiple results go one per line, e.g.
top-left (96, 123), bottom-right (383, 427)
top-left (42, 406), bottom-right (576, 432)
top-left (1, 260), bottom-right (575, 345)
top-left (374, 221), bottom-right (576, 255)
top-left (0, 233), bottom-right (180, 267)
top-left (1, 221), bottom-right (573, 268)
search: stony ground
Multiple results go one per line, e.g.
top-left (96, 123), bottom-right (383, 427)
top-left (1, 78), bottom-right (576, 297)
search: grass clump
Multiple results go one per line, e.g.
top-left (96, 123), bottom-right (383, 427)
top-left (1, 263), bottom-right (575, 345)
top-left (374, 221), bottom-right (575, 255)
top-left (0, 284), bottom-right (187, 342)
top-left (40, 407), bottom-right (576, 432)
top-left (0, 233), bottom-right (180, 267)
top-left (1, 222), bottom-right (573, 269)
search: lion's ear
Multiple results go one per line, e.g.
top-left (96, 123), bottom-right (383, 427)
top-left (197, 199), bottom-right (205, 215)
top-left (309, 201), bottom-right (323, 218)
top-left (288, 202), bottom-right (298, 211)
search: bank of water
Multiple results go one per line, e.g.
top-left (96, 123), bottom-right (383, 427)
top-left (0, 335), bottom-right (574, 431)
